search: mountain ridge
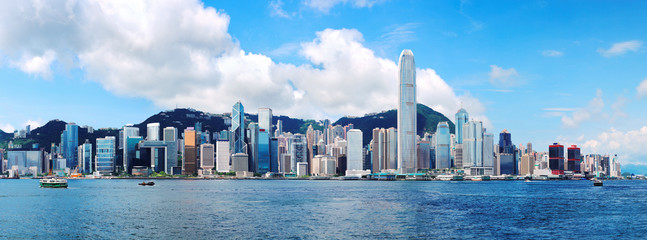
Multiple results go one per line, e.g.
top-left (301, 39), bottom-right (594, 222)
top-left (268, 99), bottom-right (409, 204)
top-left (1, 104), bottom-right (454, 150)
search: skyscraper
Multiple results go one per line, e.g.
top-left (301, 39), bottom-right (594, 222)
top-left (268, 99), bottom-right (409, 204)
top-left (276, 120), bottom-right (283, 136)
top-left (200, 143), bottom-right (215, 172)
top-left (435, 122), bottom-right (451, 169)
top-left (498, 130), bottom-right (516, 175)
top-left (258, 108), bottom-right (273, 137)
top-left (462, 121), bottom-right (494, 175)
top-left (549, 143), bottom-right (565, 175)
top-left (78, 139), bottom-right (92, 173)
top-left (163, 127), bottom-right (177, 142)
top-left (347, 129), bottom-right (363, 171)
top-left (455, 108), bottom-right (469, 144)
top-left (60, 123), bottom-right (79, 169)
top-left (231, 101), bottom-right (245, 154)
top-left (95, 136), bottom-right (116, 175)
top-left (290, 134), bottom-right (307, 173)
top-left (147, 123), bottom-right (160, 141)
top-left (184, 128), bottom-right (197, 175)
top-left (257, 129), bottom-right (270, 174)
top-left (397, 49), bottom-right (417, 174)
top-left (567, 145), bottom-right (581, 173)
top-left (122, 125), bottom-right (140, 173)
top-left (215, 140), bottom-right (230, 173)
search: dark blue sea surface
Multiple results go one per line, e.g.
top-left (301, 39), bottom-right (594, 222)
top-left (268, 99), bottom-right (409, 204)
top-left (1, 179), bottom-right (645, 239)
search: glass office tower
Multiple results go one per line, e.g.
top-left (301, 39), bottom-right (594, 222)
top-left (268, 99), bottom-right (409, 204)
top-left (95, 136), bottom-right (116, 175)
top-left (455, 108), bottom-right (469, 144)
top-left (397, 49), bottom-right (417, 174)
top-left (232, 102), bottom-right (245, 154)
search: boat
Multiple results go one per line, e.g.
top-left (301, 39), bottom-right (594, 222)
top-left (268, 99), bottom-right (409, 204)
top-left (524, 179), bottom-right (532, 183)
top-left (40, 178), bottom-right (68, 188)
top-left (139, 181), bottom-right (155, 186)
top-left (593, 179), bottom-right (603, 186)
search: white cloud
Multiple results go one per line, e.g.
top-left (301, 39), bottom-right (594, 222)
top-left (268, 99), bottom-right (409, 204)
top-left (10, 50), bottom-right (56, 79)
top-left (542, 108), bottom-right (576, 112)
top-left (541, 50), bottom-right (563, 57)
top-left (598, 40), bottom-right (643, 57)
top-left (24, 119), bottom-right (43, 129)
top-left (0, 123), bottom-right (15, 133)
top-left (269, 0), bottom-right (292, 18)
top-left (582, 126), bottom-right (647, 165)
top-left (637, 78), bottom-right (647, 98)
top-left (0, 0), bottom-right (487, 125)
top-left (561, 89), bottom-right (604, 128)
top-left (305, 0), bottom-right (382, 13)
top-left (488, 65), bottom-right (521, 88)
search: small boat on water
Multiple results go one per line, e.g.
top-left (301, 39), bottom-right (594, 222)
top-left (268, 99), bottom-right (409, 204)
top-left (139, 181), bottom-right (155, 186)
top-left (40, 178), bottom-right (68, 188)
top-left (593, 179), bottom-right (603, 186)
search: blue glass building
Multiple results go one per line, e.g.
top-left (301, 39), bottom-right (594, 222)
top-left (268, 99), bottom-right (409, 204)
top-left (80, 140), bottom-right (92, 173)
top-left (270, 138), bottom-right (279, 173)
top-left (60, 123), bottom-right (79, 169)
top-left (435, 122), bottom-right (451, 169)
top-left (125, 136), bottom-right (143, 174)
top-left (231, 102), bottom-right (245, 154)
top-left (455, 108), bottom-right (469, 144)
top-left (257, 130), bottom-right (270, 174)
top-left (498, 130), bottom-right (517, 175)
top-left (96, 136), bottom-right (116, 175)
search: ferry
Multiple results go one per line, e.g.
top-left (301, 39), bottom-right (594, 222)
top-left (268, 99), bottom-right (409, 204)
top-left (40, 178), bottom-right (68, 188)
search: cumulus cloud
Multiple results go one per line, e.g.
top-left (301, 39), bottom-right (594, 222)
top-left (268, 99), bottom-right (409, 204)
top-left (541, 50), bottom-right (563, 57)
top-left (637, 78), bottom-right (647, 98)
top-left (582, 126), bottom-right (647, 164)
top-left (561, 89), bottom-right (604, 128)
top-left (24, 119), bottom-right (43, 129)
top-left (0, 123), bottom-right (15, 133)
top-left (597, 40), bottom-right (642, 57)
top-left (10, 50), bottom-right (57, 79)
top-left (305, 0), bottom-right (382, 13)
top-left (488, 65), bottom-right (521, 88)
top-left (0, 0), bottom-right (487, 124)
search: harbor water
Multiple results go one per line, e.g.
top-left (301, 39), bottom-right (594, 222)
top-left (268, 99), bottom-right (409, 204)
top-left (1, 179), bottom-right (645, 239)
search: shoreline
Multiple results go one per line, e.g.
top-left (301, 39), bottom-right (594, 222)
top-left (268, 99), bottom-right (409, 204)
top-left (7, 176), bottom-right (634, 181)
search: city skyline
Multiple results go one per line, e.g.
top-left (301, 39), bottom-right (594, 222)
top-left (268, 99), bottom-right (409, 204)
top-left (1, 0), bottom-right (646, 168)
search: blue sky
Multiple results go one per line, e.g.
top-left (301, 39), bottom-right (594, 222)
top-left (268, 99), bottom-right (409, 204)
top-left (1, 0), bottom-right (647, 167)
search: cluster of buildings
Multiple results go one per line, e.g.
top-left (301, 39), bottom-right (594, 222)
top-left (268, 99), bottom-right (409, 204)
top-left (0, 49), bottom-right (622, 179)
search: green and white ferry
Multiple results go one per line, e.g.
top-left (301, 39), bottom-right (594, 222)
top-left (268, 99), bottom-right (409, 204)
top-left (40, 178), bottom-right (68, 188)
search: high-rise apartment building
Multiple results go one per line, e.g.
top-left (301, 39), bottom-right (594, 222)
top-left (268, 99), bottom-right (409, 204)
top-left (397, 49), bottom-right (417, 174)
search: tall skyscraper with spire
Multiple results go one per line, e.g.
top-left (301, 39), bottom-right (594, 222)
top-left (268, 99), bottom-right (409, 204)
top-left (455, 108), bottom-right (468, 144)
top-left (231, 101), bottom-right (245, 154)
top-left (397, 49), bottom-right (417, 174)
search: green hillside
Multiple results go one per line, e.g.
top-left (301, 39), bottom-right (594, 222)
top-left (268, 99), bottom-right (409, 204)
top-left (333, 103), bottom-right (455, 145)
